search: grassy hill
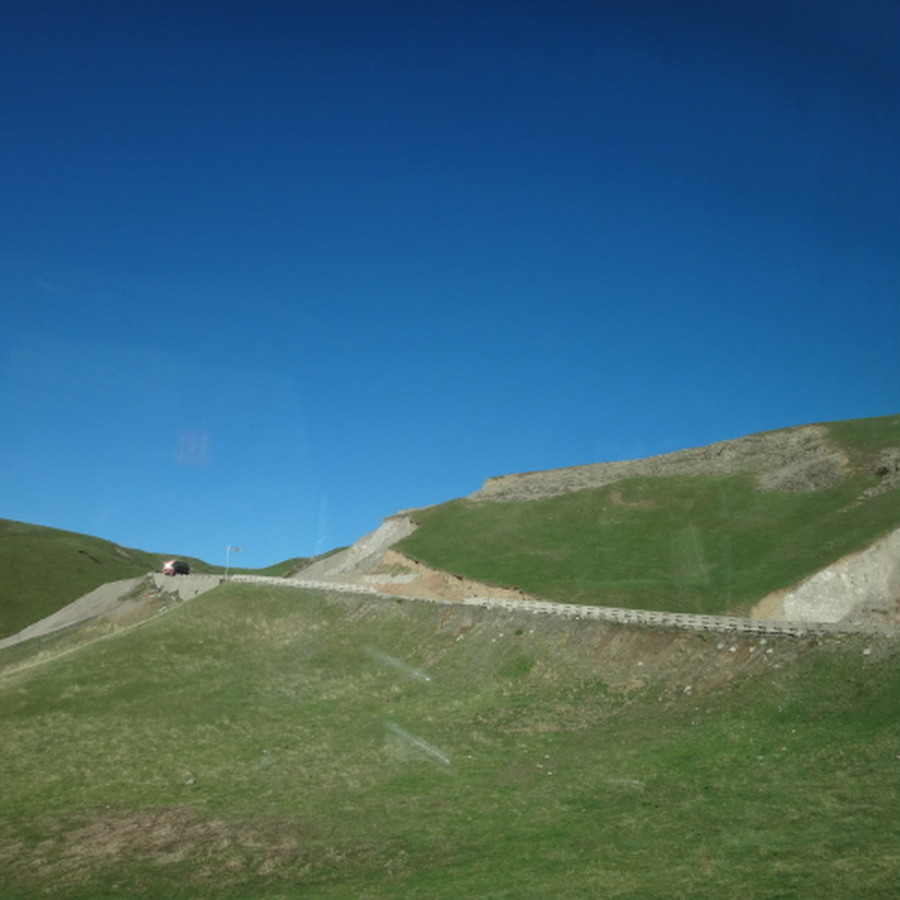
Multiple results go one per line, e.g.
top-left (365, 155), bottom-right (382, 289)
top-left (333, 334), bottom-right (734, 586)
top-left (396, 415), bottom-right (900, 615)
top-left (0, 519), bottom-right (175, 639)
top-left (0, 583), bottom-right (896, 899)
top-left (0, 519), bottom-right (312, 641)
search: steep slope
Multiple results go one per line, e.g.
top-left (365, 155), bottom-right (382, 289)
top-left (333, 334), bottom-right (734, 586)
top-left (393, 415), bottom-right (900, 616)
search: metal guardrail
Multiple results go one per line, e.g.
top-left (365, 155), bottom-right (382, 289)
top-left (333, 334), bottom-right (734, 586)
top-left (225, 574), bottom-right (892, 637)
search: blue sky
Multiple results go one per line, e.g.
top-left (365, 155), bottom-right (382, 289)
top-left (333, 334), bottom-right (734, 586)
top-left (2, 0), bottom-right (898, 568)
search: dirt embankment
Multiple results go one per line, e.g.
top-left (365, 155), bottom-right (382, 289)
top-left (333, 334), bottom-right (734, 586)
top-left (0, 575), bottom-right (224, 652)
top-left (0, 578), bottom-right (147, 651)
top-left (355, 549), bottom-right (537, 604)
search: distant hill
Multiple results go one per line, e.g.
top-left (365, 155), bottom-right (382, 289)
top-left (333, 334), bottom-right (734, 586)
top-left (0, 520), bottom-right (203, 639)
top-left (0, 517), bottom-right (314, 641)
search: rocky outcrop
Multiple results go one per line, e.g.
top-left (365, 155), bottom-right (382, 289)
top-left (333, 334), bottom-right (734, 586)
top-left (469, 424), bottom-right (850, 502)
top-left (752, 527), bottom-right (900, 625)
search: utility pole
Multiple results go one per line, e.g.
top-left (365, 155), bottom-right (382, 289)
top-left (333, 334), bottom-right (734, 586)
top-left (225, 545), bottom-right (241, 580)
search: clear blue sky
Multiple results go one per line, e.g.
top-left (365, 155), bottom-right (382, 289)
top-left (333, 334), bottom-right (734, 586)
top-left (2, 0), bottom-right (898, 568)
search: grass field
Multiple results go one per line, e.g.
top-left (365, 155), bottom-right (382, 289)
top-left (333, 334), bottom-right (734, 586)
top-left (1, 584), bottom-right (897, 899)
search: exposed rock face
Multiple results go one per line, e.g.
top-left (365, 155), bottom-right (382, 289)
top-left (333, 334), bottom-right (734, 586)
top-left (469, 424), bottom-right (850, 502)
top-left (752, 527), bottom-right (900, 624)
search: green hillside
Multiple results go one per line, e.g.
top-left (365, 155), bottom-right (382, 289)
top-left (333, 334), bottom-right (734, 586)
top-left (0, 517), bottom-right (312, 641)
top-left (0, 519), bottom-right (176, 639)
top-left (397, 415), bottom-right (900, 615)
top-left (0, 584), bottom-right (896, 899)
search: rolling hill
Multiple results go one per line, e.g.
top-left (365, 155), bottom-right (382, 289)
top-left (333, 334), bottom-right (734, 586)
top-left (0, 519), bottom-right (171, 639)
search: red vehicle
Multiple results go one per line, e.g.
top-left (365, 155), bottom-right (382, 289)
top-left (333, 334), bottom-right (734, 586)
top-left (162, 559), bottom-right (190, 576)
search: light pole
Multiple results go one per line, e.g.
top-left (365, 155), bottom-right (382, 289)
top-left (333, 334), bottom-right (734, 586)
top-left (225, 545), bottom-right (241, 580)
